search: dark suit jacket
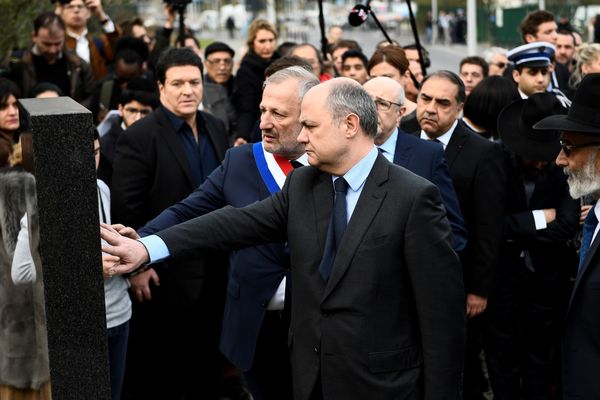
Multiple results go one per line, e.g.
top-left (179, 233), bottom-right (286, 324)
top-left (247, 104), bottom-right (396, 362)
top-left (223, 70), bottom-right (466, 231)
top-left (111, 106), bottom-right (228, 304)
top-left (501, 154), bottom-right (578, 274)
top-left (563, 206), bottom-right (600, 399)
top-left (393, 132), bottom-right (467, 251)
top-left (156, 154), bottom-right (466, 400)
top-left (431, 121), bottom-right (506, 297)
top-left (139, 144), bottom-right (289, 370)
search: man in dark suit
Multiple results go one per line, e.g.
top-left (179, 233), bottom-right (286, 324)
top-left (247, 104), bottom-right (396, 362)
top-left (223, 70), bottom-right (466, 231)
top-left (415, 71), bottom-right (507, 399)
top-left (363, 76), bottom-right (467, 252)
top-left (102, 78), bottom-right (466, 400)
top-left (535, 73), bottom-right (600, 399)
top-left (121, 66), bottom-right (319, 400)
top-left (110, 48), bottom-right (230, 399)
top-left (486, 93), bottom-right (578, 399)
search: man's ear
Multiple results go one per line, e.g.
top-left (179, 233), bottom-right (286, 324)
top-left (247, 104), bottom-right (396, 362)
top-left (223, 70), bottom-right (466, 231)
top-left (512, 68), bottom-right (521, 84)
top-left (345, 113), bottom-right (360, 138)
top-left (524, 33), bottom-right (536, 43)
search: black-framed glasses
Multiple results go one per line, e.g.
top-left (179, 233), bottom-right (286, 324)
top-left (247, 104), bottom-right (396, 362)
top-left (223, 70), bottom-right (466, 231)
top-left (491, 62), bottom-right (507, 69)
top-left (374, 96), bottom-right (402, 111)
top-left (560, 140), bottom-right (600, 156)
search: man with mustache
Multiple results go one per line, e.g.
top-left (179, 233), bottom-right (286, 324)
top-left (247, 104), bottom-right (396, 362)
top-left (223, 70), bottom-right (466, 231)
top-left (118, 66), bottom-right (319, 400)
top-left (534, 73), bottom-right (600, 399)
top-left (415, 70), bottom-right (507, 400)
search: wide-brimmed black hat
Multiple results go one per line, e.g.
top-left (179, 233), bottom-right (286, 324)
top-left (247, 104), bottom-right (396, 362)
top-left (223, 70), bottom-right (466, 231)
top-left (534, 73), bottom-right (600, 135)
top-left (498, 92), bottom-right (567, 161)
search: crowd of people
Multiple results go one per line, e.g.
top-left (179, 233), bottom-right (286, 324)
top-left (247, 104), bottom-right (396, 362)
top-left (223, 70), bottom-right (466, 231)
top-left (2, 2), bottom-right (600, 400)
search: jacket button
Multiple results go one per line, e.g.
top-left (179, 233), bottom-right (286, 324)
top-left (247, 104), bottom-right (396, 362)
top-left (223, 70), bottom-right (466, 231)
top-left (313, 346), bottom-right (319, 354)
top-left (261, 301), bottom-right (268, 308)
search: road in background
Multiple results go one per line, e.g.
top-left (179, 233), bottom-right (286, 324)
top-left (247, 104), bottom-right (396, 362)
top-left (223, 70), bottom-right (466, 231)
top-left (202, 23), bottom-right (492, 74)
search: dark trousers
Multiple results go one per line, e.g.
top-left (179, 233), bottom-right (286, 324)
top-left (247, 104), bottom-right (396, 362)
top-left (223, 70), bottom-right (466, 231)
top-left (244, 310), bottom-right (293, 400)
top-left (107, 320), bottom-right (129, 400)
top-left (484, 258), bottom-right (562, 400)
top-left (464, 317), bottom-right (488, 400)
top-left (122, 267), bottom-right (227, 400)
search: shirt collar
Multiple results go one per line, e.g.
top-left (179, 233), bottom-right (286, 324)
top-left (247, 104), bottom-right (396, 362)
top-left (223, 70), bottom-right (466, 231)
top-left (420, 119), bottom-right (458, 148)
top-left (66, 28), bottom-right (88, 41)
top-left (161, 105), bottom-right (204, 133)
top-left (378, 128), bottom-right (398, 157)
top-left (294, 153), bottom-right (309, 166)
top-left (518, 89), bottom-right (528, 99)
top-left (335, 146), bottom-right (379, 192)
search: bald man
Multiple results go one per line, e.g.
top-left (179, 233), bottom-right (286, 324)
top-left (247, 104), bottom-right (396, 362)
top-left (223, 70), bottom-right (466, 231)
top-left (102, 78), bottom-right (466, 400)
top-left (363, 77), bottom-right (466, 252)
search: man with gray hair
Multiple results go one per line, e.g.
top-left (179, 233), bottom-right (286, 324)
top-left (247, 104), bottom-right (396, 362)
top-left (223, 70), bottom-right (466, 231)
top-left (102, 77), bottom-right (466, 400)
top-left (111, 66), bottom-right (318, 400)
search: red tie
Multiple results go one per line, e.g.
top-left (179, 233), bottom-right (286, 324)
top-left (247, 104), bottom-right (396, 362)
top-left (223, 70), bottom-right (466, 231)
top-left (273, 154), bottom-right (294, 176)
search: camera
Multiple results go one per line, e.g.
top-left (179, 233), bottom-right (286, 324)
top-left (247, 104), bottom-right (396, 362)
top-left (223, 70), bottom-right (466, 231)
top-left (164, 0), bottom-right (192, 13)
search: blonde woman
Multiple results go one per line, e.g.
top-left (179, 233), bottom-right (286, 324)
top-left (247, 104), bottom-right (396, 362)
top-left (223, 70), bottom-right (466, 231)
top-left (569, 43), bottom-right (600, 91)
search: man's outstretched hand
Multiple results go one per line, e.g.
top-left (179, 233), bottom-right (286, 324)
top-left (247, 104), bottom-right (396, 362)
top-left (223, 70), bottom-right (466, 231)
top-left (101, 223), bottom-right (150, 275)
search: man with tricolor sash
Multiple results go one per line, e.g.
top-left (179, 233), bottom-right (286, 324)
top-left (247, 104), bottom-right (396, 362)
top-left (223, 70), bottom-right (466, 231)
top-left (116, 66), bottom-right (319, 400)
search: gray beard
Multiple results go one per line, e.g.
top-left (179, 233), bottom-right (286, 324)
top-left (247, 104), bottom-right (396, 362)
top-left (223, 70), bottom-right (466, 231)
top-left (564, 151), bottom-right (600, 199)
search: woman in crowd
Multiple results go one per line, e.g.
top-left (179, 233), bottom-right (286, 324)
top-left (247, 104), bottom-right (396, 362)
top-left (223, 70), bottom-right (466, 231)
top-left (0, 79), bottom-right (21, 146)
top-left (234, 19), bottom-right (278, 144)
top-left (569, 43), bottom-right (600, 91)
top-left (367, 46), bottom-right (420, 133)
top-left (11, 129), bottom-right (132, 400)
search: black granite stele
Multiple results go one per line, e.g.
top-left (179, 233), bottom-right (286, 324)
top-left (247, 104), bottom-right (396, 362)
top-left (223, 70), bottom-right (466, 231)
top-left (19, 97), bottom-right (110, 399)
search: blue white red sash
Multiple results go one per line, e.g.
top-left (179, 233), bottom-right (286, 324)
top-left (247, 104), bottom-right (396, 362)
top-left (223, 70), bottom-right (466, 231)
top-left (253, 142), bottom-right (288, 194)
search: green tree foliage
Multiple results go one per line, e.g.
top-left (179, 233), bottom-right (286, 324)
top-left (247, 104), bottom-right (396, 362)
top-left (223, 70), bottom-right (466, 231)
top-left (0, 0), bottom-right (133, 59)
top-left (0, 0), bottom-right (52, 58)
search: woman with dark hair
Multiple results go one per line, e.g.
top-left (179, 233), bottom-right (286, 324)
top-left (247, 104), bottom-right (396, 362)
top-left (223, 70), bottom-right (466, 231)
top-left (367, 46), bottom-right (420, 133)
top-left (0, 79), bottom-right (21, 145)
top-left (463, 76), bottom-right (520, 140)
top-left (234, 19), bottom-right (279, 144)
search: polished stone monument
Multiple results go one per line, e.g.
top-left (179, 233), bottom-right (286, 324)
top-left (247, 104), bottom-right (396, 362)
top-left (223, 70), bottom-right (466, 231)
top-left (18, 97), bottom-right (110, 399)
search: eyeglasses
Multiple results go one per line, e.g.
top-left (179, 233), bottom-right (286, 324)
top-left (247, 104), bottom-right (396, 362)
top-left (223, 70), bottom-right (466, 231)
top-left (374, 96), bottom-right (402, 111)
top-left (205, 58), bottom-right (233, 67)
top-left (559, 140), bottom-right (600, 156)
top-left (124, 107), bottom-right (152, 116)
top-left (491, 62), bottom-right (507, 69)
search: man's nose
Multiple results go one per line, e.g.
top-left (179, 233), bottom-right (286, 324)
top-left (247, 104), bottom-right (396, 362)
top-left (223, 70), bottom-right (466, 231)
top-left (555, 149), bottom-right (568, 167)
top-left (297, 128), bottom-right (308, 143)
top-left (259, 113), bottom-right (272, 130)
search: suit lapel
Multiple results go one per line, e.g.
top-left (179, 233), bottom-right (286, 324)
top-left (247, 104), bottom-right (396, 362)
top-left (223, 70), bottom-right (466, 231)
top-left (313, 172), bottom-right (334, 262)
top-left (444, 123), bottom-right (468, 168)
top-left (322, 155), bottom-right (389, 301)
top-left (156, 108), bottom-right (196, 188)
top-left (568, 232), bottom-right (600, 311)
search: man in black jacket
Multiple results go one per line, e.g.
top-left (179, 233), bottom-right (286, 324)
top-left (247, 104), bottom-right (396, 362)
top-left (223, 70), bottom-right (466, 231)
top-left (110, 48), bottom-right (230, 400)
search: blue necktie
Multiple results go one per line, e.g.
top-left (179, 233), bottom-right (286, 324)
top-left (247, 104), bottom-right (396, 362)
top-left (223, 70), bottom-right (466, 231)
top-left (579, 207), bottom-right (598, 271)
top-left (319, 177), bottom-right (349, 282)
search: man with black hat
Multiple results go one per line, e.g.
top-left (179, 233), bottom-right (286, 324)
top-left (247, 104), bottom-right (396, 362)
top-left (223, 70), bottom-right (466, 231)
top-left (535, 73), bottom-right (600, 399)
top-left (203, 41), bottom-right (237, 143)
top-left (485, 93), bottom-right (579, 400)
top-left (507, 42), bottom-right (571, 108)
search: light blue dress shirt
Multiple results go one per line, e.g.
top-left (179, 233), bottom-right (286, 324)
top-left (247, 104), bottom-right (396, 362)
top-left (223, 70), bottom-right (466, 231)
top-left (377, 128), bottom-right (398, 163)
top-left (140, 145), bottom-right (380, 263)
top-left (334, 145), bottom-right (379, 223)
